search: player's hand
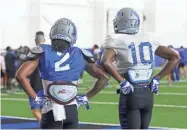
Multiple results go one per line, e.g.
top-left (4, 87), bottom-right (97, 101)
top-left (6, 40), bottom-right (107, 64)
top-left (150, 77), bottom-right (160, 95)
top-left (120, 80), bottom-right (134, 94)
top-left (76, 95), bottom-right (90, 110)
top-left (33, 96), bottom-right (48, 107)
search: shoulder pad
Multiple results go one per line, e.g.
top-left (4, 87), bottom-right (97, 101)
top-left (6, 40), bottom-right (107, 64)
top-left (30, 46), bottom-right (44, 54)
top-left (81, 49), bottom-right (95, 63)
top-left (102, 35), bottom-right (115, 49)
top-left (26, 46), bottom-right (44, 60)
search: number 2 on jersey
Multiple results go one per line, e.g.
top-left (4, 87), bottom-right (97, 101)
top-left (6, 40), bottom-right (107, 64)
top-left (55, 52), bottom-right (70, 72)
top-left (128, 42), bottom-right (153, 66)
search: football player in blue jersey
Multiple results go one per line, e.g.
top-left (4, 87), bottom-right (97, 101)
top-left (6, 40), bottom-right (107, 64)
top-left (28, 31), bottom-right (45, 122)
top-left (101, 8), bottom-right (180, 129)
top-left (16, 18), bottom-right (109, 129)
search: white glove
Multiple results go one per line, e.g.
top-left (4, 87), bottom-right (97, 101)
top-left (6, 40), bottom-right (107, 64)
top-left (120, 80), bottom-right (134, 94)
top-left (76, 95), bottom-right (90, 109)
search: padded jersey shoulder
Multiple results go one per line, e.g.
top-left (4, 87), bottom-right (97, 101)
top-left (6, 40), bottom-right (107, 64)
top-left (26, 45), bottom-right (44, 60)
top-left (81, 49), bottom-right (95, 63)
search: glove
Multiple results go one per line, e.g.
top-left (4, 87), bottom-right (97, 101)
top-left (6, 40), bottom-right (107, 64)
top-left (150, 77), bottom-right (160, 95)
top-left (120, 80), bottom-right (134, 94)
top-left (76, 95), bottom-right (90, 110)
top-left (33, 95), bottom-right (49, 108)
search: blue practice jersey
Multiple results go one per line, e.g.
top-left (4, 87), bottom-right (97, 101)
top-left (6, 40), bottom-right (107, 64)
top-left (39, 44), bottom-right (86, 82)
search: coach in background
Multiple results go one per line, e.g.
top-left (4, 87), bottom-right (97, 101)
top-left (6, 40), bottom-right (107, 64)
top-left (5, 47), bottom-right (17, 93)
top-left (27, 31), bottom-right (45, 122)
top-left (178, 46), bottom-right (186, 77)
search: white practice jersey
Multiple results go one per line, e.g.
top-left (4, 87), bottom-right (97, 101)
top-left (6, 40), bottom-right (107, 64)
top-left (102, 32), bottom-right (160, 84)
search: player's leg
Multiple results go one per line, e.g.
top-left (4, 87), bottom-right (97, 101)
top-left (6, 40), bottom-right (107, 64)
top-left (174, 66), bottom-right (180, 81)
top-left (168, 73), bottom-right (172, 86)
top-left (63, 104), bottom-right (78, 129)
top-left (40, 110), bottom-right (62, 129)
top-left (127, 109), bottom-right (141, 129)
top-left (1, 70), bottom-right (4, 88)
top-left (140, 107), bottom-right (153, 129)
top-left (119, 93), bottom-right (128, 129)
top-left (184, 66), bottom-right (187, 77)
top-left (179, 63), bottom-right (184, 77)
top-left (119, 93), bottom-right (141, 129)
top-left (6, 77), bottom-right (13, 92)
top-left (140, 87), bottom-right (154, 129)
top-left (181, 64), bottom-right (186, 77)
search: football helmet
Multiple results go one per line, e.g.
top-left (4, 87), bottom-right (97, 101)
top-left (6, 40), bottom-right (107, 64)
top-left (50, 18), bottom-right (77, 45)
top-left (113, 7), bottom-right (140, 34)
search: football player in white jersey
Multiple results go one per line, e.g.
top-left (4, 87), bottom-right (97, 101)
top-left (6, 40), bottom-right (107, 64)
top-left (101, 8), bottom-right (180, 129)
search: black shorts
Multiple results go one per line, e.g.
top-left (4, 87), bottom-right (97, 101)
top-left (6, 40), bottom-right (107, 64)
top-left (119, 87), bottom-right (153, 129)
top-left (40, 104), bottom-right (78, 129)
top-left (6, 71), bottom-right (15, 78)
top-left (179, 63), bottom-right (185, 68)
top-left (1, 70), bottom-right (5, 77)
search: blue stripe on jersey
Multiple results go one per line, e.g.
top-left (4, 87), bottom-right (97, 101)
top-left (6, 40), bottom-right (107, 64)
top-left (39, 44), bottom-right (85, 81)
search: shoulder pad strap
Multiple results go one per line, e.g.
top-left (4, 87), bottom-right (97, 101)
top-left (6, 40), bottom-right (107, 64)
top-left (81, 49), bottom-right (95, 63)
top-left (27, 46), bottom-right (44, 60)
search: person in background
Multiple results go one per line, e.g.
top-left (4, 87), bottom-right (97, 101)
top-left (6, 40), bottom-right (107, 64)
top-left (0, 50), bottom-right (6, 89)
top-left (178, 46), bottom-right (186, 77)
top-left (92, 44), bottom-right (102, 65)
top-left (167, 45), bottom-right (180, 86)
top-left (5, 46), bottom-right (17, 92)
top-left (93, 44), bottom-right (111, 88)
top-left (28, 31), bottom-right (45, 122)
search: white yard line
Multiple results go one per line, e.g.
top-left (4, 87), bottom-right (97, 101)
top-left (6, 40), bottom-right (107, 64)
top-left (0, 115), bottom-right (186, 129)
top-left (1, 98), bottom-right (187, 108)
top-left (159, 86), bottom-right (187, 88)
top-left (0, 93), bottom-right (8, 96)
top-left (83, 79), bottom-right (187, 83)
top-left (79, 91), bottom-right (187, 96)
top-left (159, 92), bottom-right (187, 96)
top-left (11, 90), bottom-right (187, 96)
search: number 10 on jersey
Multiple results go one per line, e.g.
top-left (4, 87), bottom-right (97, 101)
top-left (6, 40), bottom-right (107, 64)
top-left (128, 42), bottom-right (153, 66)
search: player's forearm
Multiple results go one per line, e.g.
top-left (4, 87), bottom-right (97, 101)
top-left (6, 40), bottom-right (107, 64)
top-left (86, 75), bottom-right (109, 99)
top-left (101, 61), bottom-right (124, 83)
top-left (155, 56), bottom-right (180, 79)
top-left (16, 74), bottom-right (37, 99)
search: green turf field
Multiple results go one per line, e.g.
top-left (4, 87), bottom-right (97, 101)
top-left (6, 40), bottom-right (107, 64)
top-left (1, 69), bottom-right (187, 128)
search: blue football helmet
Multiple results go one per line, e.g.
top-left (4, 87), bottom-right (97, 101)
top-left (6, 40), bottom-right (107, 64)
top-left (113, 8), bottom-right (140, 34)
top-left (50, 18), bottom-right (77, 45)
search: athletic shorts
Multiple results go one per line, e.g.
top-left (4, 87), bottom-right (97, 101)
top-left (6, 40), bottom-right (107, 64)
top-left (40, 104), bottom-right (78, 129)
top-left (28, 90), bottom-right (44, 109)
top-left (1, 70), bottom-right (5, 77)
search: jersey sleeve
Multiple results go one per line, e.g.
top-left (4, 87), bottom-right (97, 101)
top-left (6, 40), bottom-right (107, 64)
top-left (102, 35), bottom-right (120, 55)
top-left (149, 34), bottom-right (162, 53)
top-left (26, 45), bottom-right (44, 60)
top-left (81, 49), bottom-right (95, 63)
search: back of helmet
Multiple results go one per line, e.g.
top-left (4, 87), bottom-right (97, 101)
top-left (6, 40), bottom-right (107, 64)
top-left (113, 8), bottom-right (140, 35)
top-left (50, 18), bottom-right (77, 52)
